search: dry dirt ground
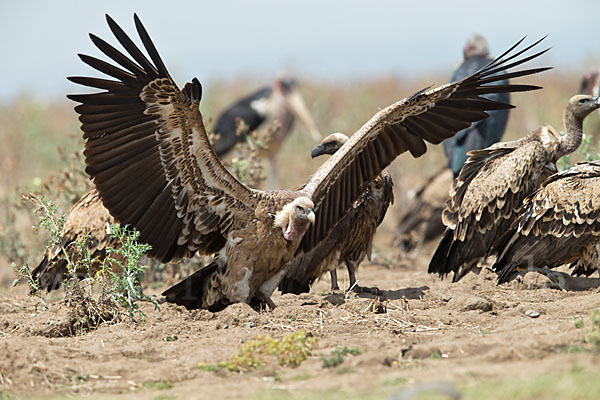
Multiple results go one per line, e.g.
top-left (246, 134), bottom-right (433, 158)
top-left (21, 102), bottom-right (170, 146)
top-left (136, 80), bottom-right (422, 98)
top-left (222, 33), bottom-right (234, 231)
top-left (1, 238), bottom-right (600, 400)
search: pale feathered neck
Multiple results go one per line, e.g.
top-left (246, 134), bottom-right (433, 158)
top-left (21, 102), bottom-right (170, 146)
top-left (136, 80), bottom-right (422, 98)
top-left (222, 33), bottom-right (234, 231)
top-left (557, 107), bottom-right (584, 158)
top-left (274, 202), bottom-right (294, 230)
top-left (274, 202), bottom-right (311, 241)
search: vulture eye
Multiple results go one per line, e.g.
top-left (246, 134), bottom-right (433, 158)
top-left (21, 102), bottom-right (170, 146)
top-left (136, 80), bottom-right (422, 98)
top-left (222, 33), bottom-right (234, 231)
top-left (579, 98), bottom-right (588, 104)
top-left (296, 205), bottom-right (304, 212)
top-left (325, 141), bottom-right (335, 146)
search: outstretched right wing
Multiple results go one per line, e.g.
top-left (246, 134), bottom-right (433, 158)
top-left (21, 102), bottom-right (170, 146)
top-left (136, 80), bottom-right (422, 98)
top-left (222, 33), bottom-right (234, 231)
top-left (299, 37), bottom-right (551, 254)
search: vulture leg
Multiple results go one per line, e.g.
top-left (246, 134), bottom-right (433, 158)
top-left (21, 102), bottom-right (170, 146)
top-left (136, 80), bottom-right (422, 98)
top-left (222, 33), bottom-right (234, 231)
top-left (511, 267), bottom-right (569, 291)
top-left (346, 261), bottom-right (381, 295)
top-left (249, 292), bottom-right (277, 312)
top-left (330, 268), bottom-right (340, 291)
top-left (531, 267), bottom-right (570, 291)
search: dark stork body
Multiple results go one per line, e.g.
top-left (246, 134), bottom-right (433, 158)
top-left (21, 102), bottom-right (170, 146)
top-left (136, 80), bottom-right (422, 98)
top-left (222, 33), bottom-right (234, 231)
top-left (210, 86), bottom-right (273, 156)
top-left (443, 34), bottom-right (510, 178)
top-left (279, 133), bottom-right (394, 294)
top-left (580, 69), bottom-right (600, 96)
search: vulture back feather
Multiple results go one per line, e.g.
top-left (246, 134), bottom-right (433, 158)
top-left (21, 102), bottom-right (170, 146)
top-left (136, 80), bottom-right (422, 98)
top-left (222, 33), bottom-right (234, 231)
top-left (494, 161), bottom-right (600, 283)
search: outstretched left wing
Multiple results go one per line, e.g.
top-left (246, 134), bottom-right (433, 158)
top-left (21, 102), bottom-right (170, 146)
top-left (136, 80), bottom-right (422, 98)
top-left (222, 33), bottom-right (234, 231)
top-left (68, 14), bottom-right (260, 263)
top-left (298, 37), bottom-right (551, 253)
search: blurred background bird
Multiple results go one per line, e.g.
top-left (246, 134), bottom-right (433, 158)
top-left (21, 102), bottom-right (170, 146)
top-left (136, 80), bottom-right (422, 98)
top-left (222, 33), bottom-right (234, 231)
top-left (396, 34), bottom-right (511, 255)
top-left (210, 77), bottom-right (321, 188)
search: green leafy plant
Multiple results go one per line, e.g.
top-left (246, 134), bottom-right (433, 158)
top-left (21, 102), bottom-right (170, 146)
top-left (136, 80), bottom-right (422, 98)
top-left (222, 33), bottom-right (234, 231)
top-left (320, 346), bottom-right (361, 368)
top-left (198, 330), bottom-right (317, 373)
top-left (14, 193), bottom-right (157, 330)
top-left (104, 224), bottom-right (157, 322)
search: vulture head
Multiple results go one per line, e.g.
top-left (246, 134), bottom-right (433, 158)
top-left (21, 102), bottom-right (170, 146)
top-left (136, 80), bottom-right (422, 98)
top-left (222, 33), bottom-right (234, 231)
top-left (274, 197), bottom-right (315, 241)
top-left (310, 133), bottom-right (349, 158)
top-left (567, 94), bottom-right (600, 120)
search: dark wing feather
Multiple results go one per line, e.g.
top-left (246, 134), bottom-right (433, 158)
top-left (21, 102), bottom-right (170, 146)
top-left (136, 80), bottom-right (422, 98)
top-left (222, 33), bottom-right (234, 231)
top-left (443, 54), bottom-right (511, 176)
top-left (298, 38), bottom-right (550, 254)
top-left (68, 14), bottom-right (257, 263)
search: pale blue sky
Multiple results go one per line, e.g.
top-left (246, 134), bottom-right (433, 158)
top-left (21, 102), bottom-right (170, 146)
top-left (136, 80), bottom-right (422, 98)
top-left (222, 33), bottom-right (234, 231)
top-left (1, 0), bottom-right (598, 101)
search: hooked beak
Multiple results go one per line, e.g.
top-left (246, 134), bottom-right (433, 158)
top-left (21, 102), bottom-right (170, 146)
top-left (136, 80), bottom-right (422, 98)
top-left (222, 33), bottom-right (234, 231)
top-left (307, 208), bottom-right (316, 225)
top-left (286, 90), bottom-right (321, 141)
top-left (310, 143), bottom-right (326, 158)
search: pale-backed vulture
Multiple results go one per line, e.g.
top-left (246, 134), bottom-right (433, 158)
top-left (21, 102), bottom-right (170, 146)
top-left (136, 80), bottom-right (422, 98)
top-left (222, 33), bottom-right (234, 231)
top-left (429, 94), bottom-right (600, 282)
top-left (494, 161), bottom-right (600, 284)
top-left (68, 14), bottom-right (548, 311)
top-left (279, 133), bottom-right (394, 294)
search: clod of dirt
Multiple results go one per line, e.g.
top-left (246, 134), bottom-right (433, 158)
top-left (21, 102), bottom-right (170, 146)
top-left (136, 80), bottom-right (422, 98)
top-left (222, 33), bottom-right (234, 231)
top-left (323, 293), bottom-right (345, 306)
top-left (448, 295), bottom-right (494, 312)
top-left (401, 345), bottom-right (443, 360)
top-left (525, 310), bottom-right (541, 318)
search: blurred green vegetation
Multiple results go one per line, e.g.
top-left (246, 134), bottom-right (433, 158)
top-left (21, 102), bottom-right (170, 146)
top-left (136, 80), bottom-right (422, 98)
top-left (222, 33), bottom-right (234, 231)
top-left (253, 364), bottom-right (600, 400)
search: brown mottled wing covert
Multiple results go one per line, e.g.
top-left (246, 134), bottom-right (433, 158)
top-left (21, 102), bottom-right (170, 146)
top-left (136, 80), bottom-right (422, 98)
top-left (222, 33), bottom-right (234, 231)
top-left (494, 161), bottom-right (600, 283)
top-left (68, 14), bottom-right (259, 263)
top-left (298, 37), bottom-right (550, 253)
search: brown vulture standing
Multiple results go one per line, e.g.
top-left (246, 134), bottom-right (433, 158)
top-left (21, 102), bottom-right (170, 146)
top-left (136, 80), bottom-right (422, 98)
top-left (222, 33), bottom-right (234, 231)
top-left (429, 94), bottom-right (600, 282)
top-left (31, 189), bottom-right (118, 291)
top-left (279, 133), bottom-right (394, 294)
top-left (494, 160), bottom-right (600, 284)
top-left (67, 14), bottom-right (548, 311)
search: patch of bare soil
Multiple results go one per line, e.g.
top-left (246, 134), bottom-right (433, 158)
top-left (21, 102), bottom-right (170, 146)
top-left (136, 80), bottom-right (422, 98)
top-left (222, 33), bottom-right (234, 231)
top-left (1, 241), bottom-right (600, 399)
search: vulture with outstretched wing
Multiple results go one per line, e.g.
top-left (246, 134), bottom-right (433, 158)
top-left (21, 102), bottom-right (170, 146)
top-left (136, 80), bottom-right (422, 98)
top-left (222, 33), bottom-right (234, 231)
top-left (68, 14), bottom-right (549, 311)
top-left (494, 161), bottom-right (600, 284)
top-left (429, 95), bottom-right (600, 282)
top-left (31, 189), bottom-right (118, 291)
top-left (279, 133), bottom-right (394, 294)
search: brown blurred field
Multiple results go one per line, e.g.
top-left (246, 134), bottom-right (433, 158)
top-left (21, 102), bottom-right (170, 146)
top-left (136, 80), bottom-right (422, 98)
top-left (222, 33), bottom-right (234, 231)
top-left (1, 70), bottom-right (600, 399)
